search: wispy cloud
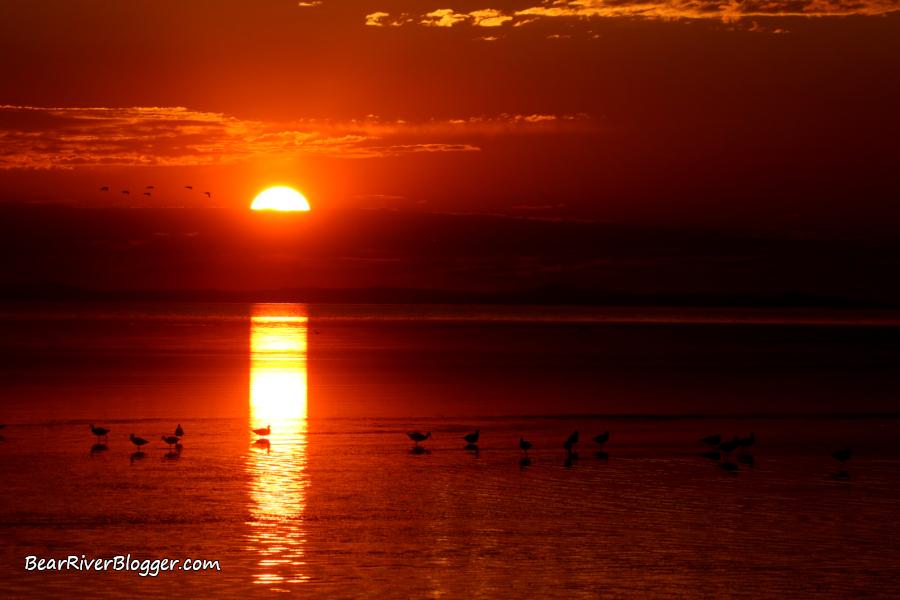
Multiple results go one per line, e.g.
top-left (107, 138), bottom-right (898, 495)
top-left (365, 12), bottom-right (390, 26)
top-left (368, 0), bottom-right (899, 28)
top-left (0, 106), bottom-right (592, 169)
top-left (514, 0), bottom-right (899, 20)
top-left (297, 1), bottom-right (322, 6)
top-left (420, 8), bottom-right (514, 27)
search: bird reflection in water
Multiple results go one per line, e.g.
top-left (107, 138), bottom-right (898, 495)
top-left (90, 443), bottom-right (108, 454)
top-left (463, 429), bottom-right (479, 456)
top-left (831, 447), bottom-right (851, 478)
top-left (245, 304), bottom-right (310, 589)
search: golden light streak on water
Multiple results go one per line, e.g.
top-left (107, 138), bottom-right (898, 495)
top-left (246, 304), bottom-right (309, 589)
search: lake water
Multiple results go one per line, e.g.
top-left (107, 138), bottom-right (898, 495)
top-left (1, 303), bottom-right (898, 598)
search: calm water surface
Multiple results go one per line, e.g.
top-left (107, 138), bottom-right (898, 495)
top-left (1, 303), bottom-right (898, 598)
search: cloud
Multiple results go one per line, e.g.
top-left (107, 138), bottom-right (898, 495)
top-left (369, 0), bottom-right (899, 27)
top-left (747, 21), bottom-right (789, 33)
top-left (365, 12), bottom-right (390, 26)
top-left (297, 1), bottom-right (321, 6)
top-left (375, 8), bottom-right (514, 27)
top-left (515, 0), bottom-right (900, 20)
top-left (0, 106), bottom-right (592, 169)
top-left (421, 9), bottom-right (470, 27)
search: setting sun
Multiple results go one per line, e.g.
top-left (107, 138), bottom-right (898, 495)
top-left (251, 187), bottom-right (310, 211)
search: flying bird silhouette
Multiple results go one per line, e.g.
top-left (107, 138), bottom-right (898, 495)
top-left (121, 191), bottom-right (129, 195)
top-left (204, 192), bottom-right (211, 198)
top-left (146, 186), bottom-right (153, 189)
top-left (185, 186), bottom-right (192, 190)
top-left (143, 192), bottom-right (151, 196)
top-left (100, 187), bottom-right (108, 191)
top-left (407, 431), bottom-right (431, 445)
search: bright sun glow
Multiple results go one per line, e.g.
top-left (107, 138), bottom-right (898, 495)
top-left (251, 187), bottom-right (310, 211)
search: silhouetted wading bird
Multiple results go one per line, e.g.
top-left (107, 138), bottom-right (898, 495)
top-left (577, 326), bottom-right (589, 334)
top-left (462, 430), bottom-right (479, 444)
top-left (407, 431), bottom-right (431, 446)
top-left (564, 438), bottom-right (576, 460)
top-left (567, 430), bottom-right (579, 450)
top-left (161, 435), bottom-right (180, 449)
top-left (253, 425), bottom-right (271, 437)
top-left (715, 436), bottom-right (741, 462)
top-left (520, 437), bottom-right (532, 455)
top-left (130, 434), bottom-right (148, 451)
top-left (592, 431), bottom-right (610, 451)
top-left (831, 447), bottom-right (851, 471)
top-left (90, 424), bottom-right (110, 441)
top-left (175, 424), bottom-right (183, 437)
top-left (737, 432), bottom-right (755, 454)
top-left (700, 434), bottom-right (721, 448)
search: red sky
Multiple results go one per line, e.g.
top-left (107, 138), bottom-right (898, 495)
top-left (1, 2), bottom-right (898, 296)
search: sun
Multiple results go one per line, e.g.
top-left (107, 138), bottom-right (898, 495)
top-left (251, 187), bottom-right (310, 211)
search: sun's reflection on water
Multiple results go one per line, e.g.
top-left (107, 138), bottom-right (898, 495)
top-left (246, 304), bottom-right (309, 588)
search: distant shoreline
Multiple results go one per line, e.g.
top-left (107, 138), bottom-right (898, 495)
top-left (0, 283), bottom-right (895, 309)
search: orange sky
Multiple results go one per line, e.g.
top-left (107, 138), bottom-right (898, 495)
top-left (1, 2), bottom-right (898, 295)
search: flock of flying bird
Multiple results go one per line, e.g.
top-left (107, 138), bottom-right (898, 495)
top-left (0, 423), bottom-right (848, 473)
top-left (99, 185), bottom-right (211, 198)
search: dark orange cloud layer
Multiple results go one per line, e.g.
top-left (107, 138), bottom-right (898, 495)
top-left (0, 106), bottom-right (597, 169)
top-left (365, 0), bottom-right (900, 27)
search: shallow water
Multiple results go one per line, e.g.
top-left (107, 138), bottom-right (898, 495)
top-left (1, 303), bottom-right (898, 598)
